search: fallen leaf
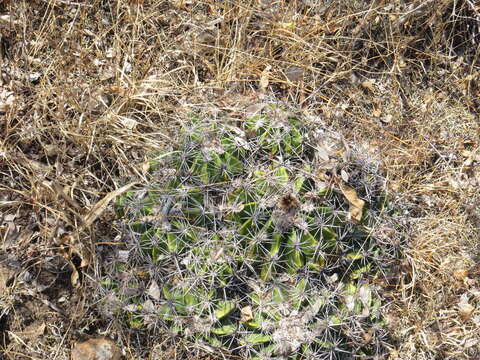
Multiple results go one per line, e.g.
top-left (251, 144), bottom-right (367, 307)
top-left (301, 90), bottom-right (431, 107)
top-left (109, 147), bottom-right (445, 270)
top-left (73, 183), bottom-right (137, 268)
top-left (117, 250), bottom-right (130, 263)
top-left (141, 161), bottom-right (151, 174)
top-left (259, 65), bottom-right (271, 92)
top-left (142, 299), bottom-right (155, 313)
top-left (83, 183), bottom-right (137, 228)
top-left (361, 80), bottom-right (375, 92)
top-left (147, 280), bottom-right (161, 301)
top-left (382, 114), bottom-right (393, 123)
top-left (70, 265), bottom-right (80, 287)
top-left (52, 181), bottom-right (84, 219)
top-left (16, 322), bottom-right (46, 340)
top-left (241, 305), bottom-right (254, 322)
top-left (119, 116), bottom-right (138, 130)
top-left (285, 66), bottom-right (304, 83)
top-left (372, 98), bottom-right (381, 117)
top-left (339, 183), bottom-right (365, 222)
top-left (316, 145), bottom-right (330, 161)
top-left (79, 247), bottom-right (94, 268)
top-left (325, 273), bottom-right (338, 284)
top-left (244, 103), bottom-right (266, 117)
top-left (453, 269), bottom-right (469, 281)
top-left (343, 294), bottom-right (355, 311)
top-left (0, 15), bottom-right (16, 25)
top-left (362, 331), bottom-right (373, 345)
top-left (458, 294), bottom-right (475, 321)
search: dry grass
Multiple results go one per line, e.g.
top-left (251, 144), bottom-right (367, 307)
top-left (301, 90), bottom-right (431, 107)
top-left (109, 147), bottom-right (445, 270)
top-left (0, 0), bottom-right (479, 359)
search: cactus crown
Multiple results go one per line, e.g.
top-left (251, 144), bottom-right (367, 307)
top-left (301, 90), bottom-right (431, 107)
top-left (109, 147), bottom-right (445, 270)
top-left (114, 106), bottom-right (393, 359)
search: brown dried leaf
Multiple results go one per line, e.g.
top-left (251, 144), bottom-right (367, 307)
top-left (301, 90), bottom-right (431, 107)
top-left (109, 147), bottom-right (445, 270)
top-left (361, 80), bottom-right (375, 92)
top-left (453, 269), bottom-right (469, 281)
top-left (141, 161), bottom-right (151, 174)
top-left (259, 65), bottom-right (271, 92)
top-left (244, 103), bottom-right (266, 117)
top-left (147, 280), bottom-right (161, 301)
top-left (458, 295), bottom-right (475, 321)
top-left (285, 66), bottom-right (304, 83)
top-left (16, 322), bottom-right (46, 340)
top-left (317, 147), bottom-right (330, 162)
top-left (70, 266), bottom-right (80, 287)
top-left (83, 182), bottom-right (137, 228)
top-left (339, 183), bottom-right (365, 222)
top-left (372, 98), bottom-right (381, 117)
top-left (241, 305), bottom-right (254, 322)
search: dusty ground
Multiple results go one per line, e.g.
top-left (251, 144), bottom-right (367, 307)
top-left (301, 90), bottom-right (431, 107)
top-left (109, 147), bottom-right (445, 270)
top-left (0, 0), bottom-right (479, 359)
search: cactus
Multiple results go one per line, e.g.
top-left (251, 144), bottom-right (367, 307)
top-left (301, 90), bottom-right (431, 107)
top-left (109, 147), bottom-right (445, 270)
top-left (114, 107), bottom-right (393, 359)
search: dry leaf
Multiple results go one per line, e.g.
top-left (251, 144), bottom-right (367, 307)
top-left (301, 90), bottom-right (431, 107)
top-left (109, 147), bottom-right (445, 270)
top-left (244, 103), bottom-right (266, 117)
top-left (361, 80), bottom-right (375, 92)
top-left (72, 182), bottom-right (137, 268)
top-left (259, 65), bottom-right (271, 92)
top-left (147, 280), bottom-right (161, 301)
top-left (241, 305), bottom-right (254, 322)
top-left (458, 294), bottom-right (475, 321)
top-left (16, 322), bottom-right (46, 340)
top-left (119, 116), bottom-right (138, 130)
top-left (80, 247), bottom-right (93, 268)
top-left (344, 295), bottom-right (355, 311)
top-left (453, 269), bottom-right (469, 281)
top-left (141, 161), bottom-right (151, 174)
top-left (118, 250), bottom-right (130, 263)
top-left (0, 89), bottom-right (15, 113)
top-left (383, 114), bottom-right (393, 123)
top-left (339, 183), bottom-right (365, 222)
top-left (70, 267), bottom-right (79, 287)
top-left (285, 66), bottom-right (304, 83)
top-left (83, 182), bottom-right (137, 228)
top-left (316, 145), bottom-right (330, 161)
top-left (372, 98), bottom-right (382, 117)
top-left (52, 181), bottom-right (83, 217)
top-left (362, 331), bottom-right (373, 345)
top-left (67, 258), bottom-right (81, 287)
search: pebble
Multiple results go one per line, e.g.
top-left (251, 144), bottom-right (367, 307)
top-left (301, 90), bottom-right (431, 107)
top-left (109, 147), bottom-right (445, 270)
top-left (71, 338), bottom-right (121, 360)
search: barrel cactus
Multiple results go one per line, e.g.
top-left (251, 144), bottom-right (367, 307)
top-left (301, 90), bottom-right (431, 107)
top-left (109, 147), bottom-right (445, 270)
top-left (113, 106), bottom-right (394, 359)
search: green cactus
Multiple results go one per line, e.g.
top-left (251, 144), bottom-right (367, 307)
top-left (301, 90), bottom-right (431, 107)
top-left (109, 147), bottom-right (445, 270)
top-left (114, 108), bottom-right (394, 359)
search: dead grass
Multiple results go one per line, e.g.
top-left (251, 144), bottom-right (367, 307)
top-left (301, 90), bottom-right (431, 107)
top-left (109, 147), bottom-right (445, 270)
top-left (0, 0), bottom-right (479, 359)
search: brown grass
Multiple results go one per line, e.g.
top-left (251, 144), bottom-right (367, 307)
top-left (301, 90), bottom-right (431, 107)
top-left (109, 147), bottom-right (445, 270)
top-left (0, 0), bottom-right (479, 359)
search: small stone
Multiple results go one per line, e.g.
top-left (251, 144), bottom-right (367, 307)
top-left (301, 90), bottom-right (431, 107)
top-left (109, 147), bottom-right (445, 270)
top-left (71, 338), bottom-right (121, 360)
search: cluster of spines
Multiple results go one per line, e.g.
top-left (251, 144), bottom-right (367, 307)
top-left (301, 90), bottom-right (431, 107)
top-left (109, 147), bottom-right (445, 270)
top-left (113, 111), bottom-right (389, 359)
